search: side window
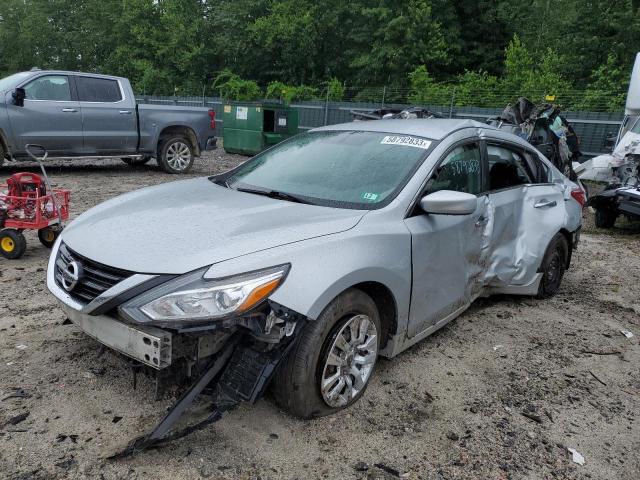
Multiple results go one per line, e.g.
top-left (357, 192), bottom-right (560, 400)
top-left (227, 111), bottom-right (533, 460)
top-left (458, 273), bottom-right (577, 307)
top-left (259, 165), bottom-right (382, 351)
top-left (487, 145), bottom-right (533, 190)
top-left (76, 77), bottom-right (122, 102)
top-left (525, 151), bottom-right (551, 183)
top-left (23, 75), bottom-right (71, 101)
top-left (426, 143), bottom-right (482, 195)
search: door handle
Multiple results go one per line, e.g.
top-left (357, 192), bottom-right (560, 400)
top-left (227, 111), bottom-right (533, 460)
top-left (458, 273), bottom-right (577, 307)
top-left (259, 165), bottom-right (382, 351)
top-left (534, 199), bottom-right (557, 209)
top-left (475, 215), bottom-right (489, 227)
top-left (62, 108), bottom-right (77, 113)
top-left (119, 110), bottom-right (133, 115)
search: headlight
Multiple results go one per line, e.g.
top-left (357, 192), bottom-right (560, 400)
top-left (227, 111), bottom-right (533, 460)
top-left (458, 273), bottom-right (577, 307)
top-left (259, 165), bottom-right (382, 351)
top-left (120, 264), bottom-right (289, 323)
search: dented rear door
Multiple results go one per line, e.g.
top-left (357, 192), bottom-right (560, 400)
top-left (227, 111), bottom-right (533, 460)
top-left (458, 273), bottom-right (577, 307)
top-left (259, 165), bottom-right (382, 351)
top-left (483, 143), bottom-right (565, 288)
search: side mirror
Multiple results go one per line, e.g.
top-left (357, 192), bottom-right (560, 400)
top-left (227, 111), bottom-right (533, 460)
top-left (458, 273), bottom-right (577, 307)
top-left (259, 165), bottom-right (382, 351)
top-left (12, 88), bottom-right (25, 107)
top-left (419, 190), bottom-right (478, 215)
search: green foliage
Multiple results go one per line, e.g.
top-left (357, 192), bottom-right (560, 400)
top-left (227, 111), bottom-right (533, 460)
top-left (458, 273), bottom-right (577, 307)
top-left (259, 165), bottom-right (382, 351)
top-left (326, 78), bottom-right (345, 101)
top-left (576, 54), bottom-right (630, 111)
top-left (212, 70), bottom-right (262, 101)
top-left (266, 81), bottom-right (318, 103)
top-left (408, 66), bottom-right (453, 105)
top-left (454, 71), bottom-right (502, 108)
top-left (0, 0), bottom-right (634, 111)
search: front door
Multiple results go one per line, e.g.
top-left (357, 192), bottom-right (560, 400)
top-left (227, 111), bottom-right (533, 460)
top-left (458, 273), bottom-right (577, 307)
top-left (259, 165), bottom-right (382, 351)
top-left (6, 74), bottom-right (83, 156)
top-left (404, 141), bottom-right (491, 338)
top-left (75, 75), bottom-right (138, 154)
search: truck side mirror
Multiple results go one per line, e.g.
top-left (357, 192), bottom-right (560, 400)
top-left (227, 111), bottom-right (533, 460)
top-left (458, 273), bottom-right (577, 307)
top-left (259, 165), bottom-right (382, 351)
top-left (13, 88), bottom-right (25, 107)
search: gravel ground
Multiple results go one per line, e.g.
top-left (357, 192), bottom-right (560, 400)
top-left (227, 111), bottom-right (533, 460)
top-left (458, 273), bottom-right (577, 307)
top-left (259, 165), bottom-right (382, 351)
top-left (0, 153), bottom-right (638, 480)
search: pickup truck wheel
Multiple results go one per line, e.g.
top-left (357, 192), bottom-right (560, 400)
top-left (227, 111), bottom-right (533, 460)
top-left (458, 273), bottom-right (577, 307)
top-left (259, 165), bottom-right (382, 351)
top-left (0, 229), bottom-right (27, 259)
top-left (121, 156), bottom-right (152, 166)
top-left (159, 137), bottom-right (194, 174)
top-left (271, 289), bottom-right (381, 419)
top-left (0, 143), bottom-right (5, 167)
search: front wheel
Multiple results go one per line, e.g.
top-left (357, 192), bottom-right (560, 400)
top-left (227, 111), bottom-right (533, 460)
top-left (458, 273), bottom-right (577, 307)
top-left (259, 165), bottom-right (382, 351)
top-left (159, 137), bottom-right (194, 174)
top-left (271, 289), bottom-right (381, 418)
top-left (0, 229), bottom-right (27, 259)
top-left (537, 233), bottom-right (568, 298)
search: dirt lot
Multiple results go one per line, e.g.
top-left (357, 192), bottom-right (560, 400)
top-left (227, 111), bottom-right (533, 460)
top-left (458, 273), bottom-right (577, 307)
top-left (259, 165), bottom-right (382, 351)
top-left (0, 153), bottom-right (639, 480)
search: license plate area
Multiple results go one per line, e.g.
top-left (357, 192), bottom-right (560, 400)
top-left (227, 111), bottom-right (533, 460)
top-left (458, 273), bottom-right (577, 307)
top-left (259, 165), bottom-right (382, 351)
top-left (62, 304), bottom-right (171, 369)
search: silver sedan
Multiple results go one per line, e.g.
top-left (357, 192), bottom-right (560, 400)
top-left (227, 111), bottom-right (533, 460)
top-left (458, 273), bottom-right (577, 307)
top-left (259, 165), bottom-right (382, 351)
top-left (48, 119), bottom-right (583, 418)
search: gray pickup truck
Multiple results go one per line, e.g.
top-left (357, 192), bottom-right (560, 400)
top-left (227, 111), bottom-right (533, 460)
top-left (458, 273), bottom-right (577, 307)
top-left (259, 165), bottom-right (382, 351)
top-left (0, 69), bottom-right (217, 173)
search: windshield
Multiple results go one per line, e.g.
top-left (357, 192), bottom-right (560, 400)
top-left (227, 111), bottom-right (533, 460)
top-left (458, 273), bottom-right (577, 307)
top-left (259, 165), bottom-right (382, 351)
top-left (225, 131), bottom-right (434, 209)
top-left (0, 72), bottom-right (32, 92)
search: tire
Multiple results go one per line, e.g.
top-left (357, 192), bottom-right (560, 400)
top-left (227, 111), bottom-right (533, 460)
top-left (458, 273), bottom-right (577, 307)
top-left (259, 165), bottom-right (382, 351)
top-left (0, 143), bottom-right (5, 168)
top-left (594, 207), bottom-right (617, 229)
top-left (38, 226), bottom-right (61, 248)
top-left (158, 136), bottom-right (194, 174)
top-left (537, 233), bottom-right (568, 299)
top-left (121, 156), bottom-right (152, 166)
top-left (0, 229), bottom-right (27, 259)
top-left (271, 288), bottom-right (381, 419)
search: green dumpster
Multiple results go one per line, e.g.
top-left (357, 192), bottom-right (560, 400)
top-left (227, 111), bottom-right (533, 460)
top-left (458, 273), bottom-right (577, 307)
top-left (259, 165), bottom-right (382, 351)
top-left (222, 102), bottom-right (299, 155)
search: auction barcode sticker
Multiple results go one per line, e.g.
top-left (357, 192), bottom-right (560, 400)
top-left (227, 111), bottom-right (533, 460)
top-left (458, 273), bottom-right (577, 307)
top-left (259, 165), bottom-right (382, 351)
top-left (381, 135), bottom-right (431, 149)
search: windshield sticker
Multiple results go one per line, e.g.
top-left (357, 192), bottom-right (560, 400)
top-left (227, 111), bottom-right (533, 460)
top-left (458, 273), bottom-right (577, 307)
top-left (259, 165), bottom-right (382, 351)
top-left (361, 192), bottom-right (379, 202)
top-left (381, 135), bottom-right (431, 149)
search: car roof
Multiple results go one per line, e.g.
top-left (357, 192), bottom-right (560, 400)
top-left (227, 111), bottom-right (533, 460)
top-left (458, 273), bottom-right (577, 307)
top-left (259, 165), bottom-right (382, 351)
top-left (311, 118), bottom-right (498, 140)
top-left (19, 70), bottom-right (126, 81)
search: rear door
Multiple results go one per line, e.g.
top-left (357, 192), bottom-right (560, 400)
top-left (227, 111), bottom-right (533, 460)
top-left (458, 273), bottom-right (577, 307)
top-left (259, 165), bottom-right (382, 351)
top-left (75, 75), bottom-right (137, 154)
top-left (6, 74), bottom-right (83, 155)
top-left (484, 142), bottom-right (564, 288)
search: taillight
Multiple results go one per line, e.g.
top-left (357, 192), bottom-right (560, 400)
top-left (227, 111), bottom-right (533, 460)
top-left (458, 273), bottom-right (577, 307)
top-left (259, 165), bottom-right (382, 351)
top-left (571, 187), bottom-right (585, 208)
top-left (208, 109), bottom-right (216, 130)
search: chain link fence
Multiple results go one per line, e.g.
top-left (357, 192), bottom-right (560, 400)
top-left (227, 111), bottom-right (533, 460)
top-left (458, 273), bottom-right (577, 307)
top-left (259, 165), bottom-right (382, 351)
top-left (137, 90), bottom-right (626, 157)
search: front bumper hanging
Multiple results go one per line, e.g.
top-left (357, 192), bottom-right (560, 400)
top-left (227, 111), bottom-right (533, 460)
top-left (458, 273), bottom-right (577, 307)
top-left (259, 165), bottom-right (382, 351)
top-left (109, 317), bottom-right (307, 458)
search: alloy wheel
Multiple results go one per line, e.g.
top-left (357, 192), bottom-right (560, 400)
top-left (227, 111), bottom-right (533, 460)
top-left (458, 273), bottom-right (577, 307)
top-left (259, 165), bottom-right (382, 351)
top-left (320, 314), bottom-right (378, 408)
top-left (166, 141), bottom-right (192, 171)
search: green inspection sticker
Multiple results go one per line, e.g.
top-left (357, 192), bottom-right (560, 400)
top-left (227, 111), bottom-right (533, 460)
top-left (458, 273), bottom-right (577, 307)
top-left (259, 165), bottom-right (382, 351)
top-left (361, 192), bottom-right (379, 201)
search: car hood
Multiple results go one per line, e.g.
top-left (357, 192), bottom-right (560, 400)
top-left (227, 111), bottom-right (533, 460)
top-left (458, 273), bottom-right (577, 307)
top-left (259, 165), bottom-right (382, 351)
top-left (61, 177), bottom-right (366, 274)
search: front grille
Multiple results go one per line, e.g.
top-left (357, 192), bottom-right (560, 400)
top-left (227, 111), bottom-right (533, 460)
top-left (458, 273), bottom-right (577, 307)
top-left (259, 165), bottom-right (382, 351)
top-left (55, 243), bottom-right (132, 303)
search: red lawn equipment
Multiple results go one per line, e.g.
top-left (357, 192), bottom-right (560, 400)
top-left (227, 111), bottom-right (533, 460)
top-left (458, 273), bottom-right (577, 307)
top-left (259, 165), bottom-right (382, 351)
top-left (0, 144), bottom-right (70, 259)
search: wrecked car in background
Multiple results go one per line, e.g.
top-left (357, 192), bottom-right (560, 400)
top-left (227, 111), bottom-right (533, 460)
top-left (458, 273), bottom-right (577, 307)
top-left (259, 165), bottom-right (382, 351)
top-left (487, 97), bottom-right (581, 180)
top-left (575, 52), bottom-right (640, 228)
top-left (47, 119), bottom-right (583, 452)
top-left (351, 106), bottom-right (443, 121)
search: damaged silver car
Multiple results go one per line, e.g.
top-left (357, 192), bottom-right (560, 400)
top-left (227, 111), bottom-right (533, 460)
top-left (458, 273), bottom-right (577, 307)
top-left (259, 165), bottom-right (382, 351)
top-left (47, 119), bottom-right (583, 450)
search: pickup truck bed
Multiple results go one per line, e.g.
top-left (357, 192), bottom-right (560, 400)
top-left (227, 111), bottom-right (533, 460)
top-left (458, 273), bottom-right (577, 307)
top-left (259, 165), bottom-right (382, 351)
top-left (0, 70), bottom-right (217, 173)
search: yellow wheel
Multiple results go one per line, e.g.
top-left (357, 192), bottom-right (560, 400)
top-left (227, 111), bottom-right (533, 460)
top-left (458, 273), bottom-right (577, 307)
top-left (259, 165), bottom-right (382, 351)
top-left (38, 227), bottom-right (60, 248)
top-left (0, 229), bottom-right (27, 259)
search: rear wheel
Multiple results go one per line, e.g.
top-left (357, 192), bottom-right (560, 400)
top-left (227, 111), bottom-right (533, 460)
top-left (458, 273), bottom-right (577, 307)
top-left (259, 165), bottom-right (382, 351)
top-left (594, 207), bottom-right (617, 229)
top-left (158, 136), bottom-right (194, 174)
top-left (537, 233), bottom-right (568, 298)
top-left (38, 226), bottom-right (61, 248)
top-left (0, 143), bottom-right (5, 168)
top-left (271, 289), bottom-right (381, 418)
top-left (0, 229), bottom-right (27, 259)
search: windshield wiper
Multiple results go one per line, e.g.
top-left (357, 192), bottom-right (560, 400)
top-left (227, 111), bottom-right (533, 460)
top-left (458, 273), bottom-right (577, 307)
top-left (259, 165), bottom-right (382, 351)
top-left (234, 187), bottom-right (314, 205)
